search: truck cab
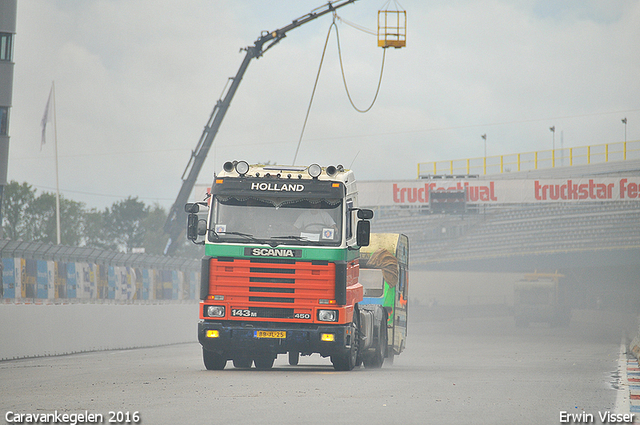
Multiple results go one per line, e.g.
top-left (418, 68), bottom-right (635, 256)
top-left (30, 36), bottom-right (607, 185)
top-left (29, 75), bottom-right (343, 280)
top-left (186, 161), bottom-right (387, 370)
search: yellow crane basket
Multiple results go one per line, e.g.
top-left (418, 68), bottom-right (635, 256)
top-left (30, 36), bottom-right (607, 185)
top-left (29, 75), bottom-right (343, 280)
top-left (378, 4), bottom-right (406, 48)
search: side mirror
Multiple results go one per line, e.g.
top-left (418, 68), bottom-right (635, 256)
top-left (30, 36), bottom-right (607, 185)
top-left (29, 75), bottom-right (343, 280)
top-left (357, 209), bottom-right (374, 220)
top-left (197, 219), bottom-right (207, 236)
top-left (356, 219), bottom-right (370, 247)
top-left (187, 213), bottom-right (199, 241)
top-left (185, 203), bottom-right (200, 214)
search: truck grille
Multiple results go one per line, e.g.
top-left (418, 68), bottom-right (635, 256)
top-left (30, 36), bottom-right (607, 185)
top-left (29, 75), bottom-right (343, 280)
top-left (240, 307), bottom-right (295, 319)
top-left (208, 257), bottom-right (336, 321)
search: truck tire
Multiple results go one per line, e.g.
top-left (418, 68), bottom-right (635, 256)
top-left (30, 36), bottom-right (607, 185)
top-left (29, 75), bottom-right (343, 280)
top-left (254, 355), bottom-right (275, 370)
top-left (203, 348), bottom-right (226, 370)
top-left (288, 351), bottom-right (300, 366)
top-left (233, 357), bottom-right (252, 369)
top-left (364, 316), bottom-right (387, 369)
top-left (332, 312), bottom-right (360, 371)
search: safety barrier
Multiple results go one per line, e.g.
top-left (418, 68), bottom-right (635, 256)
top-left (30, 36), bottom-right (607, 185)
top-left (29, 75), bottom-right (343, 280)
top-left (630, 322), bottom-right (640, 360)
top-left (0, 240), bottom-right (200, 302)
top-left (0, 240), bottom-right (201, 360)
top-left (418, 140), bottom-right (640, 177)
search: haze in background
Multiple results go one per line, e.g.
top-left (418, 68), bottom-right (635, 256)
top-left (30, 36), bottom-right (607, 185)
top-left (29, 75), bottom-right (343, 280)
top-left (7, 0), bottom-right (640, 209)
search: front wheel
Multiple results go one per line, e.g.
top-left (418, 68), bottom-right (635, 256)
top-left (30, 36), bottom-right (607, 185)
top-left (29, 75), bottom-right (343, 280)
top-left (288, 351), bottom-right (300, 366)
top-left (332, 314), bottom-right (359, 371)
top-left (203, 348), bottom-right (226, 370)
top-left (233, 357), bottom-right (252, 369)
top-left (254, 355), bottom-right (275, 370)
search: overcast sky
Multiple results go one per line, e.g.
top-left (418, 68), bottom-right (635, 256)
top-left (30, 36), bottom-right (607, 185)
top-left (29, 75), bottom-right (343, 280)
top-left (7, 0), bottom-right (640, 210)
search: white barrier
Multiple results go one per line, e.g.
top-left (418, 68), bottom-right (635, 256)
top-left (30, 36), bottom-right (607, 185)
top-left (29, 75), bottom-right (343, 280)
top-left (629, 316), bottom-right (640, 360)
top-left (0, 302), bottom-right (199, 361)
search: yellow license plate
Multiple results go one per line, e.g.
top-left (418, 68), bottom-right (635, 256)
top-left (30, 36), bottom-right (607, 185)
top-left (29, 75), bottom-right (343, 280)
top-left (254, 330), bottom-right (286, 339)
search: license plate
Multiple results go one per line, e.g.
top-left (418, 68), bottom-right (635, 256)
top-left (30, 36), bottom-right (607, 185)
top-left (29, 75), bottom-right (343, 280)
top-left (254, 330), bottom-right (286, 339)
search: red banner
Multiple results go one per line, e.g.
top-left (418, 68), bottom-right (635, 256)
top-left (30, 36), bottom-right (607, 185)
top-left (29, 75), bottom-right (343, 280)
top-left (358, 177), bottom-right (640, 206)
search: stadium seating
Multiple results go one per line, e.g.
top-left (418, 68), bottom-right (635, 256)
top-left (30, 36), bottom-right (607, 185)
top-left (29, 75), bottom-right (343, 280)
top-left (371, 201), bottom-right (640, 266)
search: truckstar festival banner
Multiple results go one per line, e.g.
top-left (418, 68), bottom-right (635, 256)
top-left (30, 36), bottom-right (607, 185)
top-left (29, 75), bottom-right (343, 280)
top-left (358, 177), bottom-right (640, 206)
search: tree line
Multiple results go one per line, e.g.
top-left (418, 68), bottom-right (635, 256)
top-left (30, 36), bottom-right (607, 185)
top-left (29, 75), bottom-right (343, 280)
top-left (0, 181), bottom-right (200, 257)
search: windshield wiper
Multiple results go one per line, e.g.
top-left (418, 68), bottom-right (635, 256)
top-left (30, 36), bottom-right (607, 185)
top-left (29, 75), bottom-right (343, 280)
top-left (219, 231), bottom-right (254, 238)
top-left (212, 232), bottom-right (311, 247)
top-left (266, 235), bottom-right (315, 247)
top-left (271, 235), bottom-right (309, 241)
top-left (212, 230), bottom-right (266, 244)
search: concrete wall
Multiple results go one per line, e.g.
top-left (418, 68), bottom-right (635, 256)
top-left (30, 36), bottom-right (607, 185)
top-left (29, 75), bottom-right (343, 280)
top-left (409, 270), bottom-right (521, 306)
top-left (0, 302), bottom-right (199, 361)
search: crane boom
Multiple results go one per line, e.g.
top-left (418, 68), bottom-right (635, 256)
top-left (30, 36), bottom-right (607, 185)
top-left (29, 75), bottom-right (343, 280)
top-left (163, 0), bottom-right (358, 256)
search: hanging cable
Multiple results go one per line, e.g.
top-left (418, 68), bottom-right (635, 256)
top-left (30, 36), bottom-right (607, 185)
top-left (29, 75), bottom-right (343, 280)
top-left (292, 19), bottom-right (335, 165)
top-left (335, 20), bottom-right (386, 113)
top-left (334, 14), bottom-right (377, 35)
top-left (293, 14), bottom-right (387, 164)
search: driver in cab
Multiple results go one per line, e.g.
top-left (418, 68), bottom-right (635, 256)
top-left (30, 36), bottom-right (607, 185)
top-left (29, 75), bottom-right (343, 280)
top-left (294, 203), bottom-right (337, 240)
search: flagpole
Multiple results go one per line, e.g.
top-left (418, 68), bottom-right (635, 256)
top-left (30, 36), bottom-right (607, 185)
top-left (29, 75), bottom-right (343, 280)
top-left (52, 81), bottom-right (61, 245)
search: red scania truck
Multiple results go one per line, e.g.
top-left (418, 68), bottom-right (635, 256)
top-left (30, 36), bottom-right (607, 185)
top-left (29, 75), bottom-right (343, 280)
top-left (185, 161), bottom-right (407, 370)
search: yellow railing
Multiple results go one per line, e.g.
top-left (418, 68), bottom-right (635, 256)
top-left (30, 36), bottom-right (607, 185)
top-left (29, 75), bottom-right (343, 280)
top-left (417, 140), bottom-right (640, 177)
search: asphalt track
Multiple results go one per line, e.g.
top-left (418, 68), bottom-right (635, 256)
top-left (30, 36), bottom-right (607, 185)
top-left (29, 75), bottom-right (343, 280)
top-left (1, 309), bottom-right (634, 425)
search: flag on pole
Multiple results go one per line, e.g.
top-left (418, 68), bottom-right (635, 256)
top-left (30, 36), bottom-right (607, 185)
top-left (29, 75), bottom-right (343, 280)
top-left (40, 83), bottom-right (53, 150)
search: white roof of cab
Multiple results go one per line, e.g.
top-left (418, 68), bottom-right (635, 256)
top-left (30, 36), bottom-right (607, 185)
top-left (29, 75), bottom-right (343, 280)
top-left (218, 162), bottom-right (356, 185)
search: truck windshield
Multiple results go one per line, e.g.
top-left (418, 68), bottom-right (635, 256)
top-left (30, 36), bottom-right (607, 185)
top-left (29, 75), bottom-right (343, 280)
top-left (210, 196), bottom-right (342, 246)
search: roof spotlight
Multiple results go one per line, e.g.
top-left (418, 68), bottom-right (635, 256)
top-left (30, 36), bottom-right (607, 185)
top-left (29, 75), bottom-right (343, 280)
top-left (223, 161), bottom-right (235, 172)
top-left (308, 164), bottom-right (322, 178)
top-left (235, 160), bottom-right (250, 176)
top-left (326, 165), bottom-right (337, 177)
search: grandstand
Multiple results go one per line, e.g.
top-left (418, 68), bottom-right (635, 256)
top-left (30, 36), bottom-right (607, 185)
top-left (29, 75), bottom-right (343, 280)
top-left (365, 148), bottom-right (640, 272)
top-left (372, 200), bottom-right (640, 269)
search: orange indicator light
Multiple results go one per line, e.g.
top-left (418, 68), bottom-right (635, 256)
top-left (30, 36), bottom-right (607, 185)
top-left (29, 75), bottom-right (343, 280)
top-left (321, 333), bottom-right (335, 342)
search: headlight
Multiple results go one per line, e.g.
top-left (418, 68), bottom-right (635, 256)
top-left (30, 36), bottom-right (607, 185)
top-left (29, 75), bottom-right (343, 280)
top-left (206, 306), bottom-right (225, 318)
top-left (307, 164), bottom-right (322, 178)
top-left (318, 309), bottom-right (338, 322)
top-left (235, 160), bottom-right (250, 175)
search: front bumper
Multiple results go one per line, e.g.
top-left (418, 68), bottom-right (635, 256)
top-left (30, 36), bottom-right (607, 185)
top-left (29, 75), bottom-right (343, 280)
top-left (198, 320), bottom-right (352, 358)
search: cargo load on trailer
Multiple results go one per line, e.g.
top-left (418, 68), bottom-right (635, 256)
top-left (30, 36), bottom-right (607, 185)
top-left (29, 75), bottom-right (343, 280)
top-left (185, 161), bottom-right (409, 370)
top-left (359, 233), bottom-right (409, 365)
